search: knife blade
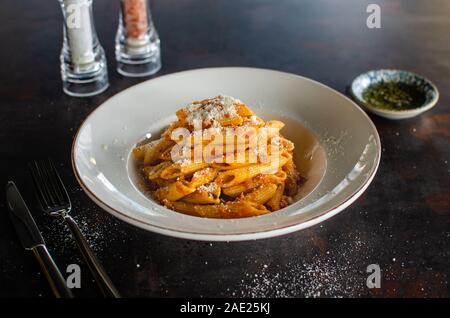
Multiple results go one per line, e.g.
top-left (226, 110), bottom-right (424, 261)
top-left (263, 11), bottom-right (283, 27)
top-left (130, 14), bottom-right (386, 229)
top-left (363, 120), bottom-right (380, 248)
top-left (6, 181), bottom-right (45, 249)
top-left (5, 181), bottom-right (73, 298)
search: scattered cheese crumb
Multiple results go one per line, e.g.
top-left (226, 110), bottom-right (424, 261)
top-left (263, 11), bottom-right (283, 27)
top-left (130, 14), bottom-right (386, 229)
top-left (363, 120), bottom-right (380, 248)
top-left (198, 182), bottom-right (217, 193)
top-left (175, 158), bottom-right (192, 166)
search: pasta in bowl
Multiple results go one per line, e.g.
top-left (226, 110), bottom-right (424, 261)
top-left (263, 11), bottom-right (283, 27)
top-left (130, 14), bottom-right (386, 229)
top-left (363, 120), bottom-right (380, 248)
top-left (132, 95), bottom-right (303, 218)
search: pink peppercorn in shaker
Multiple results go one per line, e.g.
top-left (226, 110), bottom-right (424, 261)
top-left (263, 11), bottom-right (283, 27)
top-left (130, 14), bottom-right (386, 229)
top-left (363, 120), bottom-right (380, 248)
top-left (115, 0), bottom-right (161, 77)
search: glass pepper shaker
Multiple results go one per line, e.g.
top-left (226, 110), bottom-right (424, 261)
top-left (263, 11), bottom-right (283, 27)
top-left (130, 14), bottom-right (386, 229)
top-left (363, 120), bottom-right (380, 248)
top-left (115, 0), bottom-right (162, 77)
top-left (59, 0), bottom-right (109, 97)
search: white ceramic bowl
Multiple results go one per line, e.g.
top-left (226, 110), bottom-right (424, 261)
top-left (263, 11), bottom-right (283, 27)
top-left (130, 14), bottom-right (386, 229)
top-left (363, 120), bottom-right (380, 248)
top-left (72, 67), bottom-right (381, 241)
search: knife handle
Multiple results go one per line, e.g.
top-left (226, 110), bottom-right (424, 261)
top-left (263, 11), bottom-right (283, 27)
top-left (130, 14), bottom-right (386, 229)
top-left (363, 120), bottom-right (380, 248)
top-left (32, 244), bottom-right (74, 298)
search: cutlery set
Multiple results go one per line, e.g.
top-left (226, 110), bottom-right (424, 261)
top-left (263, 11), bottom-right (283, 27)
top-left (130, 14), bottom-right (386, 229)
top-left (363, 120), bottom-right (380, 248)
top-left (5, 159), bottom-right (120, 298)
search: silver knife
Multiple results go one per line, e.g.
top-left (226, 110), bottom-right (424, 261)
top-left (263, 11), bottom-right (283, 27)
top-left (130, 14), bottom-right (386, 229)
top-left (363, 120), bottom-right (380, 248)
top-left (5, 181), bottom-right (74, 298)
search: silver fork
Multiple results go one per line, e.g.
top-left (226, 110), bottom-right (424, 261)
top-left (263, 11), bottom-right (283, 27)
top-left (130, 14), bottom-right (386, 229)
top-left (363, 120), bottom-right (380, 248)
top-left (29, 159), bottom-right (121, 298)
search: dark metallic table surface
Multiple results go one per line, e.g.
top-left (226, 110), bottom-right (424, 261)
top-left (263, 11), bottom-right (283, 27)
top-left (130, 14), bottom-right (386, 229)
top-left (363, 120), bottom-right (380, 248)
top-left (0, 0), bottom-right (449, 298)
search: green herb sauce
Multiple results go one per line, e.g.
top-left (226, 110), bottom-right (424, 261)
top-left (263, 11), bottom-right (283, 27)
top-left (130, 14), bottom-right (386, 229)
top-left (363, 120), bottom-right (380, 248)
top-left (362, 82), bottom-right (425, 111)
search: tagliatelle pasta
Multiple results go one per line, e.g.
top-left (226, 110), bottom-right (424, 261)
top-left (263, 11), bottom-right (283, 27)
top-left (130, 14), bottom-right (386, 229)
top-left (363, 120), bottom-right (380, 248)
top-left (133, 95), bottom-right (303, 218)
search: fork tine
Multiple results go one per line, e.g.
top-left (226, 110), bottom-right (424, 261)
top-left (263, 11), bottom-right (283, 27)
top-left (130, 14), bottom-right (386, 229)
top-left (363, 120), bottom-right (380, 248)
top-left (48, 159), bottom-right (71, 207)
top-left (29, 160), bottom-right (51, 209)
top-left (40, 159), bottom-right (65, 206)
top-left (46, 158), bottom-right (69, 206)
top-left (36, 160), bottom-right (58, 207)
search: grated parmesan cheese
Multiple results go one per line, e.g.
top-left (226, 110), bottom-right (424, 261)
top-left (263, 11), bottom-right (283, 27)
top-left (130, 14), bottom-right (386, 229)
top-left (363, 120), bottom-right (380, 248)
top-left (175, 158), bottom-right (192, 166)
top-left (272, 136), bottom-right (281, 146)
top-left (194, 168), bottom-right (209, 177)
top-left (184, 95), bottom-right (239, 126)
top-left (198, 182), bottom-right (217, 193)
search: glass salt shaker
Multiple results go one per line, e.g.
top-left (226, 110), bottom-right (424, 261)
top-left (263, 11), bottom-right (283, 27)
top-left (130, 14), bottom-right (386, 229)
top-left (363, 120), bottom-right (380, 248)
top-left (59, 0), bottom-right (109, 97)
top-left (115, 0), bottom-right (162, 77)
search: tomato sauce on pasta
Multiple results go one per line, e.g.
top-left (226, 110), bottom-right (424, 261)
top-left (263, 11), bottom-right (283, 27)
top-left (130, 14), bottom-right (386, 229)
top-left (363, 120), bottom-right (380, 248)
top-left (132, 96), bottom-right (302, 218)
